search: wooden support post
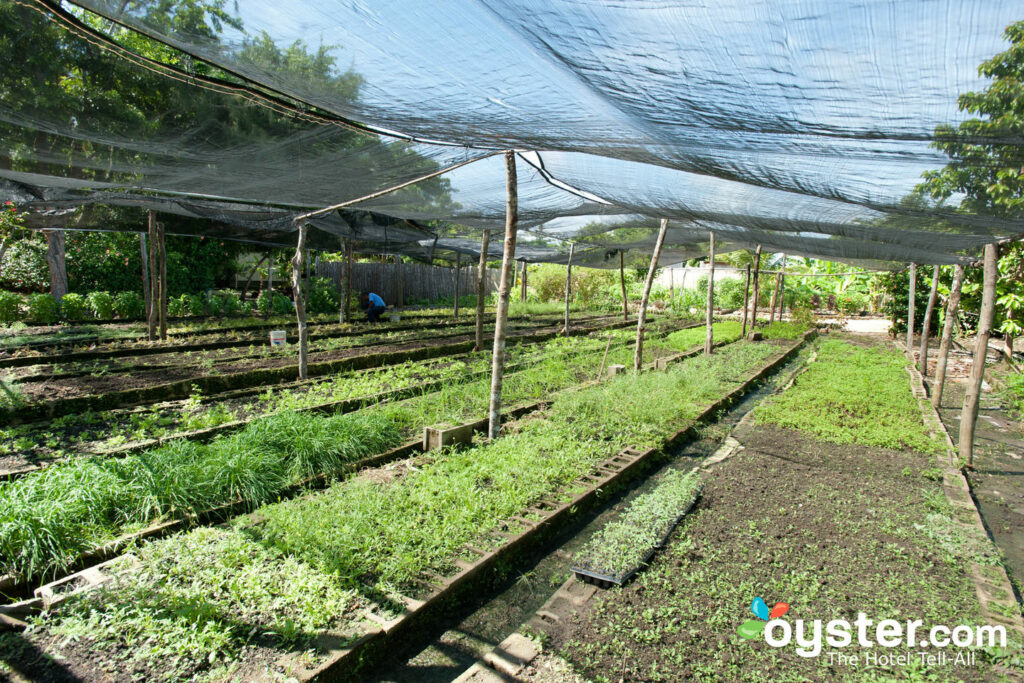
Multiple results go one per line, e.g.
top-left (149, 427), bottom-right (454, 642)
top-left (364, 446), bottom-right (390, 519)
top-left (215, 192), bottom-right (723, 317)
top-left (919, 264), bottom-right (940, 375)
top-left (705, 232), bottom-right (715, 355)
top-left (768, 269), bottom-right (779, 324)
top-left (634, 219), bottom-right (670, 371)
top-left (44, 230), bottom-right (67, 304)
top-left (520, 261), bottom-right (528, 302)
top-left (157, 221), bottom-right (167, 340)
top-left (474, 230), bottom-right (490, 352)
top-left (292, 222), bottom-right (309, 380)
top-left (741, 263), bottom-right (751, 337)
top-left (670, 267), bottom-right (675, 305)
top-left (564, 243), bottom-right (574, 336)
top-left (344, 240), bottom-right (353, 323)
top-left (394, 254), bottom-right (404, 308)
top-left (304, 247), bottom-right (311, 301)
top-left (959, 245), bottom-right (997, 468)
top-left (147, 211), bottom-right (158, 340)
top-left (140, 232), bottom-right (150, 323)
top-left (487, 151), bottom-right (518, 440)
top-left (933, 265), bottom-right (965, 409)
top-left (750, 245), bottom-right (762, 332)
top-left (777, 254), bottom-right (787, 320)
top-left (619, 250), bottom-right (628, 321)
top-left (454, 252), bottom-right (461, 318)
top-left (906, 263), bottom-right (916, 352)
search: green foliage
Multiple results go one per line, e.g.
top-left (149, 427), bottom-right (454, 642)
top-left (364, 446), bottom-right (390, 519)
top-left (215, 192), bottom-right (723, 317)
top-left (87, 291), bottom-right (114, 320)
top-left (874, 268), bottom-right (938, 336)
top-left (0, 410), bottom-right (402, 581)
top-left (257, 289), bottom-right (292, 315)
top-left (183, 293), bottom-right (205, 317)
top-left (693, 275), bottom-right (745, 310)
top-left (0, 290), bottom-right (19, 323)
top-left (307, 276), bottom-right (340, 315)
top-left (573, 469), bottom-right (701, 581)
top-left (25, 293), bottom-right (58, 323)
top-left (663, 322), bottom-right (743, 351)
top-left (59, 292), bottom-right (88, 321)
top-left (755, 339), bottom-right (942, 452)
top-left (0, 232), bottom-right (46, 292)
top-left (113, 291), bottom-right (145, 320)
top-left (761, 321), bottom-right (810, 340)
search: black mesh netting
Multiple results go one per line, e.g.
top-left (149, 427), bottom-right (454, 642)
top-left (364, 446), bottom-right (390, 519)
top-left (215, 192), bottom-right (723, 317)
top-left (2, 0), bottom-right (1022, 266)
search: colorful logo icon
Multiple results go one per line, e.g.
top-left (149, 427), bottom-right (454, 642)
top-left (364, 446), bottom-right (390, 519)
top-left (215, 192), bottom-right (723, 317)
top-left (738, 597), bottom-right (789, 639)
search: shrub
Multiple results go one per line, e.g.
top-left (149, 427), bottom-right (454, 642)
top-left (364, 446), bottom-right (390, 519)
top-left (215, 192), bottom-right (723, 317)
top-left (113, 291), bottom-right (145, 320)
top-left (257, 289), bottom-right (275, 315)
top-left (168, 296), bottom-right (184, 317)
top-left (26, 293), bottom-right (59, 323)
top-left (307, 277), bottom-right (340, 315)
top-left (218, 290), bottom-right (243, 316)
top-left (87, 291), bottom-right (114, 320)
top-left (0, 291), bottom-right (21, 323)
top-left (183, 293), bottom-right (205, 317)
top-left (60, 293), bottom-right (89, 321)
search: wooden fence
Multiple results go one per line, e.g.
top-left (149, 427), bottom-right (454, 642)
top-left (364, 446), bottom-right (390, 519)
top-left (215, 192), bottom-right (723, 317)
top-left (314, 260), bottom-right (499, 306)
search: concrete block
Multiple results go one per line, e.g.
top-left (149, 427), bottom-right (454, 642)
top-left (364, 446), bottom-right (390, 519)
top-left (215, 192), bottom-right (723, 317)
top-left (483, 633), bottom-right (538, 677)
top-left (423, 421), bottom-right (480, 451)
top-left (606, 364), bottom-right (626, 377)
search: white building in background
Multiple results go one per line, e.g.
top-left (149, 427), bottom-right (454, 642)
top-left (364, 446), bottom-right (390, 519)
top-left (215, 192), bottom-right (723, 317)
top-left (657, 261), bottom-right (743, 291)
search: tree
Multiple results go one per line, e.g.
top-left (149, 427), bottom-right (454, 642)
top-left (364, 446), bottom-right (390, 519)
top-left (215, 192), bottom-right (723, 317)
top-left (918, 20), bottom-right (1024, 354)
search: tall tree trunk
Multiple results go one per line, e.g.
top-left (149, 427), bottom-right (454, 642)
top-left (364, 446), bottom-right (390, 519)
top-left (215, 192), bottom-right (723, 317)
top-left (741, 263), bottom-right (751, 336)
top-left (906, 263), bottom-right (916, 352)
top-left (932, 265), bottom-right (965, 409)
top-left (705, 231), bottom-right (715, 354)
top-left (619, 250), bottom-right (628, 321)
top-left (454, 252), bottom-right (461, 318)
top-left (487, 151), bottom-right (518, 439)
top-left (292, 222), bottom-right (309, 380)
top-left (634, 219), bottom-right (670, 371)
top-left (157, 222), bottom-right (167, 340)
top-left (750, 245), bottom-right (763, 333)
top-left (520, 261), bottom-right (528, 302)
top-left (44, 230), bottom-right (67, 303)
top-left (919, 264), bottom-right (940, 375)
top-left (959, 245), bottom-right (997, 468)
top-left (147, 211), bottom-right (158, 340)
top-left (474, 230), bottom-right (490, 352)
top-left (140, 232), bottom-right (150, 321)
top-left (564, 243), bottom-right (574, 336)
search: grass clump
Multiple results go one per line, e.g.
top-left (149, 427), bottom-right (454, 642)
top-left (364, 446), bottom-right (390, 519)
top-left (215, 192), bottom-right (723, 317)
top-left (754, 338), bottom-right (941, 452)
top-left (663, 321), bottom-right (742, 352)
top-left (0, 410), bottom-right (401, 582)
top-left (573, 469), bottom-right (701, 582)
top-left (761, 320), bottom-right (809, 339)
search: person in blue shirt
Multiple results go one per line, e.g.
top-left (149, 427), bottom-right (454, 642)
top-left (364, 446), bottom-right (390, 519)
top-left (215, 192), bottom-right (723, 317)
top-left (359, 291), bottom-right (387, 323)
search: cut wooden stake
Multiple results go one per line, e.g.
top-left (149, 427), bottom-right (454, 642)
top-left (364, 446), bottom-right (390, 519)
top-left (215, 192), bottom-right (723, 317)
top-left (919, 264), bottom-right (940, 375)
top-left (140, 231), bottom-right (150, 323)
top-left (147, 211), bottom-right (158, 340)
top-left (906, 263), bottom-right (916, 352)
top-left (741, 263), bottom-right (751, 337)
top-left (157, 221), bottom-right (167, 340)
top-left (597, 335), bottom-right (612, 381)
top-left (344, 240), bottom-right (353, 323)
top-left (777, 254), bottom-right (787, 320)
top-left (959, 245), bottom-right (997, 468)
top-left (487, 151), bottom-right (519, 440)
top-left (932, 265), bottom-right (965, 410)
top-left (520, 260), bottom-right (528, 302)
top-left (292, 222), bottom-right (309, 380)
top-left (619, 250), bottom-right (628, 321)
top-left (475, 230), bottom-right (490, 352)
top-left (750, 245), bottom-right (762, 332)
top-left (705, 232), bottom-right (715, 355)
top-left (768, 263), bottom-right (780, 324)
top-left (454, 252), bottom-right (461, 318)
top-left (634, 218), bottom-right (669, 371)
top-left (564, 243), bottom-right (574, 336)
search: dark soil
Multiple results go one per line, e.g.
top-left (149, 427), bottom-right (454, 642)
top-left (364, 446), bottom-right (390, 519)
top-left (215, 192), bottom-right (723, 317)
top-left (553, 424), bottom-right (996, 682)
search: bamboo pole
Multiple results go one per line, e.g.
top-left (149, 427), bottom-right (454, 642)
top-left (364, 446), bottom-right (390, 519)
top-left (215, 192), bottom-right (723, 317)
top-left (906, 263), bottom-right (916, 352)
top-left (741, 263), bottom-right (751, 337)
top-left (487, 151), bottom-right (519, 440)
top-left (157, 221), bottom-right (167, 340)
top-left (140, 231), bottom-right (150, 324)
top-left (750, 245), bottom-right (762, 334)
top-left (619, 250), bottom-right (628, 321)
top-left (474, 230), bottom-right (490, 352)
top-left (147, 211), bottom-right (158, 340)
top-left (564, 243), bottom-right (574, 336)
top-left (454, 252), bottom-right (461, 318)
top-left (932, 265), bottom-right (965, 409)
top-left (959, 245), bottom-right (997, 468)
top-left (705, 232), bottom-right (715, 355)
top-left (919, 264), bottom-right (940, 375)
top-left (634, 219), bottom-right (670, 371)
top-left (292, 222), bottom-right (309, 380)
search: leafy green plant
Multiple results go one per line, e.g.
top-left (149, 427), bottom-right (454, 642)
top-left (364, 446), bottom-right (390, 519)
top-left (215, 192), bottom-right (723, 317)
top-left (761, 321), bottom-right (809, 340)
top-left (26, 293), bottom-right (58, 323)
top-left (307, 276), bottom-right (340, 314)
top-left (113, 291), bottom-right (145, 319)
top-left (183, 293), bottom-right (205, 317)
top-left (0, 290), bottom-right (20, 323)
top-left (59, 292), bottom-right (89, 321)
top-left (87, 291), bottom-right (114, 320)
